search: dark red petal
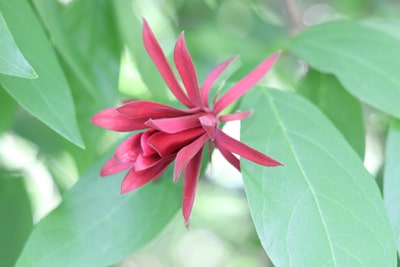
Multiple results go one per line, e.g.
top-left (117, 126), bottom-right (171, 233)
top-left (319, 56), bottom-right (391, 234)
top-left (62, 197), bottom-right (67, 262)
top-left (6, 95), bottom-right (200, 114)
top-left (91, 108), bottom-right (147, 132)
top-left (142, 20), bottom-right (194, 107)
top-left (200, 56), bottom-right (237, 107)
top-left (174, 33), bottom-right (202, 106)
top-left (199, 114), bottom-right (217, 141)
top-left (218, 110), bottom-right (252, 122)
top-left (148, 127), bottom-right (205, 157)
top-left (135, 153), bottom-right (161, 171)
top-left (120, 157), bottom-right (174, 193)
top-left (114, 133), bottom-right (142, 162)
top-left (141, 129), bottom-right (158, 156)
top-left (117, 100), bottom-right (192, 119)
top-left (174, 133), bottom-right (208, 182)
top-left (215, 128), bottom-right (282, 166)
top-left (182, 148), bottom-right (203, 227)
top-left (100, 157), bottom-right (133, 176)
top-left (215, 142), bottom-right (240, 171)
top-left (145, 113), bottom-right (205, 134)
top-left (213, 52), bottom-right (280, 114)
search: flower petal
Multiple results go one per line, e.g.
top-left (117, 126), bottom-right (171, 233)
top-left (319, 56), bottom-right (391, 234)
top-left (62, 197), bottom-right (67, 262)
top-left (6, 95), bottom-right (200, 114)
top-left (148, 127), bottom-right (205, 157)
top-left (213, 52), bottom-right (280, 114)
top-left (145, 113), bottom-right (205, 134)
top-left (121, 156), bottom-right (174, 194)
top-left (114, 133), bottom-right (142, 162)
top-left (199, 114), bottom-right (217, 141)
top-left (117, 100), bottom-right (192, 119)
top-left (215, 128), bottom-right (282, 166)
top-left (141, 129), bottom-right (158, 156)
top-left (215, 142), bottom-right (240, 171)
top-left (174, 133), bottom-right (208, 182)
top-left (218, 110), bottom-right (252, 122)
top-left (142, 19), bottom-right (194, 107)
top-left (174, 33), bottom-right (202, 106)
top-left (91, 108), bottom-right (147, 132)
top-left (135, 153), bottom-right (161, 171)
top-left (100, 157), bottom-right (133, 176)
top-left (201, 56), bottom-right (237, 107)
top-left (182, 148), bottom-right (203, 227)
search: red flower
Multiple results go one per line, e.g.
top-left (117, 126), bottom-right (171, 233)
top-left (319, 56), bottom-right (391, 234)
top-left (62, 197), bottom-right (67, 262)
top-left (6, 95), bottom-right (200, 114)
top-left (92, 19), bottom-right (282, 226)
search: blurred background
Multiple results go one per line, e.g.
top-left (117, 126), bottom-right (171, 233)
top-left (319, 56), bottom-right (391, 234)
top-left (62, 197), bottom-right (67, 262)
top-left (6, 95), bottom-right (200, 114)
top-left (1, 0), bottom-right (399, 266)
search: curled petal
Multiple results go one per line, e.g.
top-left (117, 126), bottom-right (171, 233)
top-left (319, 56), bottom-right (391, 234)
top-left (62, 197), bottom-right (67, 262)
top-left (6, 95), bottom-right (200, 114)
top-left (213, 52), bottom-right (280, 114)
top-left (148, 127), bottom-right (205, 157)
top-left (117, 100), bottom-right (193, 119)
top-left (100, 157), bottom-right (133, 176)
top-left (174, 33), bottom-right (202, 106)
top-left (121, 156), bottom-right (174, 193)
top-left (145, 113), bottom-right (205, 134)
top-left (91, 108), bottom-right (147, 132)
top-left (135, 153), bottom-right (161, 171)
top-left (141, 129), bottom-right (158, 156)
top-left (201, 56), bottom-right (237, 107)
top-left (215, 128), bottom-right (282, 166)
top-left (199, 114), bottom-right (217, 141)
top-left (182, 149), bottom-right (204, 227)
top-left (218, 110), bottom-right (252, 122)
top-left (215, 143), bottom-right (240, 171)
top-left (142, 20), bottom-right (194, 107)
top-left (174, 133), bottom-right (208, 182)
top-left (114, 133), bottom-right (142, 162)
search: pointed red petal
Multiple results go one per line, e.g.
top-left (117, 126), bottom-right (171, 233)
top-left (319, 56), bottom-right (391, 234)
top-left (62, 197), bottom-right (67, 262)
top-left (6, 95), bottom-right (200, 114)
top-left (91, 108), bottom-right (147, 132)
top-left (215, 142), bottom-right (240, 171)
top-left (213, 52), bottom-right (280, 114)
top-left (218, 110), bottom-right (252, 122)
top-left (142, 20), bottom-right (194, 107)
top-left (215, 128), bottom-right (282, 166)
top-left (100, 157), bottom-right (133, 176)
top-left (140, 129), bottom-right (158, 156)
top-left (174, 33), bottom-right (202, 106)
top-left (182, 149), bottom-right (203, 227)
top-left (121, 157), bottom-right (173, 193)
top-left (173, 133), bottom-right (208, 182)
top-left (135, 153), bottom-right (161, 171)
top-left (117, 100), bottom-right (192, 119)
top-left (145, 113), bottom-right (204, 133)
top-left (148, 127), bottom-right (205, 157)
top-left (200, 56), bottom-right (237, 107)
top-left (114, 133), bottom-right (142, 162)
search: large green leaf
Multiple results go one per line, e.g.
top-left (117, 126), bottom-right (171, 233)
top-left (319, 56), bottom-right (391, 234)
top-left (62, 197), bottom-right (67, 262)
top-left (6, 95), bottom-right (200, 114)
top-left (384, 119), bottom-right (400, 255)
top-left (0, 175), bottom-right (33, 267)
top-left (0, 87), bottom-right (17, 133)
top-left (289, 20), bottom-right (400, 118)
top-left (0, 0), bottom-right (83, 148)
top-left (15, 157), bottom-right (181, 267)
top-left (296, 68), bottom-right (365, 158)
top-left (31, 0), bottom-right (121, 106)
top-left (0, 10), bottom-right (36, 79)
top-left (31, 0), bottom-right (122, 170)
top-left (240, 88), bottom-right (396, 266)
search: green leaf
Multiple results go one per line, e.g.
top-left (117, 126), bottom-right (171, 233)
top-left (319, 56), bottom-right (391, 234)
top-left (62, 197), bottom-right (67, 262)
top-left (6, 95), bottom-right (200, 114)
top-left (240, 88), bottom-right (396, 266)
top-left (112, 0), bottom-right (169, 101)
top-left (384, 119), bottom-right (400, 255)
top-left (31, 0), bottom-right (122, 170)
top-left (15, 157), bottom-right (181, 267)
top-left (0, 175), bottom-right (33, 267)
top-left (0, 10), bottom-right (37, 79)
top-left (296, 68), bottom-right (365, 158)
top-left (0, 87), bottom-right (17, 133)
top-left (0, 0), bottom-right (84, 148)
top-left (31, 0), bottom-right (121, 106)
top-left (289, 20), bottom-right (400, 118)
